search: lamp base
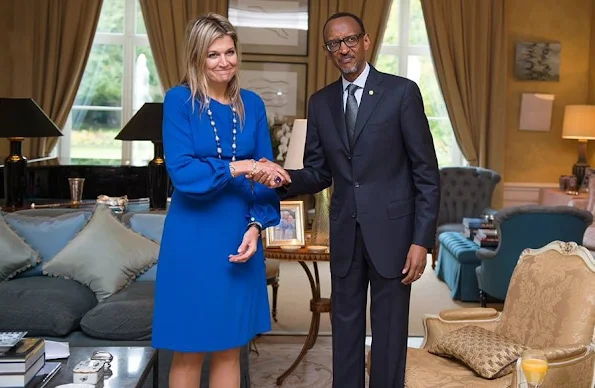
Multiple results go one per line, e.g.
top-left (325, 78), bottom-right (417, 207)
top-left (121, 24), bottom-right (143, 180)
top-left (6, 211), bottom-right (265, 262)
top-left (3, 138), bottom-right (27, 209)
top-left (573, 140), bottom-right (590, 188)
top-left (310, 187), bottom-right (332, 246)
top-left (148, 141), bottom-right (169, 210)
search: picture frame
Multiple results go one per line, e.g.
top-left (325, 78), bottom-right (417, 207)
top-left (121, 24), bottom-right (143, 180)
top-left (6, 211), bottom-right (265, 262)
top-left (265, 200), bottom-right (306, 247)
top-left (228, 0), bottom-right (309, 56)
top-left (514, 42), bottom-right (561, 81)
top-left (240, 61), bottom-right (307, 119)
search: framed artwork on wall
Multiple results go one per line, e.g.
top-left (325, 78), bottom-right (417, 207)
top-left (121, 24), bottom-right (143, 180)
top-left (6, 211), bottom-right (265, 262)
top-left (514, 42), bottom-right (561, 81)
top-left (228, 0), bottom-right (309, 56)
top-left (239, 61), bottom-right (307, 119)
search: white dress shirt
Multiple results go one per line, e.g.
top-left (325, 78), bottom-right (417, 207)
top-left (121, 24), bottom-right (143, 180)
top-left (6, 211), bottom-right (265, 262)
top-left (341, 62), bottom-right (371, 112)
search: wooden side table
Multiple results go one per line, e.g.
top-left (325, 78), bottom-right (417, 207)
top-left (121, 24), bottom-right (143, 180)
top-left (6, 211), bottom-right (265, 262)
top-left (264, 247), bottom-right (330, 386)
top-left (540, 188), bottom-right (588, 206)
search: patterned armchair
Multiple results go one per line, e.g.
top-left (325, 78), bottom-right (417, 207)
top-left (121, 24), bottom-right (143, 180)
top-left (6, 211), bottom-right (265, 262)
top-left (368, 241), bottom-right (595, 387)
top-left (433, 167), bottom-right (501, 268)
top-left (475, 205), bottom-right (592, 306)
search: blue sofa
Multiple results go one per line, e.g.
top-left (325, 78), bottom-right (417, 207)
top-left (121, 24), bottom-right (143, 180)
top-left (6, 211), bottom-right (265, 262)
top-left (0, 207), bottom-right (251, 387)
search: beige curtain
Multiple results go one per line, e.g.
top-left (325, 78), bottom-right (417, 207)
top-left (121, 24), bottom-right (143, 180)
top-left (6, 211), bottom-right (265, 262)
top-left (28, 0), bottom-right (103, 158)
top-left (308, 0), bottom-right (392, 92)
top-left (420, 0), bottom-right (506, 171)
top-left (139, 0), bottom-right (228, 90)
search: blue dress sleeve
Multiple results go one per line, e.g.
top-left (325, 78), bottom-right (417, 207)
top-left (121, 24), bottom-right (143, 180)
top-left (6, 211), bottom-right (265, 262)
top-left (163, 88), bottom-right (232, 200)
top-left (247, 95), bottom-right (281, 229)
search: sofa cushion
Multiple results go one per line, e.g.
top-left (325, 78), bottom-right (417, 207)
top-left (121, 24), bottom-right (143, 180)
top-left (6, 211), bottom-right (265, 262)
top-left (42, 204), bottom-right (159, 301)
top-left (127, 213), bottom-right (165, 243)
top-left (5, 212), bottom-right (89, 277)
top-left (80, 281), bottom-right (154, 340)
top-left (0, 214), bottom-right (40, 281)
top-left (428, 325), bottom-right (528, 379)
top-left (0, 276), bottom-right (97, 336)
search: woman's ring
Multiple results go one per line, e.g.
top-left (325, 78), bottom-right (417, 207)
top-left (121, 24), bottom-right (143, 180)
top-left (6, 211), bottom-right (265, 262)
top-left (274, 176), bottom-right (282, 184)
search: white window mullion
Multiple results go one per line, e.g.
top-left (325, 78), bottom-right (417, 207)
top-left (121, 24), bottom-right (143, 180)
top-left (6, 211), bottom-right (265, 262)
top-left (398, 0), bottom-right (410, 76)
top-left (121, 0), bottom-right (136, 165)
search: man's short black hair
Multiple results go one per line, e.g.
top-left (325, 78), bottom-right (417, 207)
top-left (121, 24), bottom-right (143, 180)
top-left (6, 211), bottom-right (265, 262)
top-left (323, 12), bottom-right (366, 41)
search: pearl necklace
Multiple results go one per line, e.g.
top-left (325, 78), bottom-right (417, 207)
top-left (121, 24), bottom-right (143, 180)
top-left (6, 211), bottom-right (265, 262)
top-left (207, 101), bottom-right (237, 161)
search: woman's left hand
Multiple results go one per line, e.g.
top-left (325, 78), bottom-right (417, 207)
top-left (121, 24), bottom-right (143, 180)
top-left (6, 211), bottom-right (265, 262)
top-left (229, 226), bottom-right (260, 263)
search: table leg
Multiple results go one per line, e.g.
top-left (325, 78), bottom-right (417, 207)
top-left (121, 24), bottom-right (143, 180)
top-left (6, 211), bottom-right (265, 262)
top-left (153, 351), bottom-right (159, 387)
top-left (276, 261), bottom-right (331, 385)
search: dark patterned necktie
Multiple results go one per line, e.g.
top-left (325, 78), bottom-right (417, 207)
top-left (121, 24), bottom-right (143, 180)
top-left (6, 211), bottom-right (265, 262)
top-left (345, 83), bottom-right (360, 147)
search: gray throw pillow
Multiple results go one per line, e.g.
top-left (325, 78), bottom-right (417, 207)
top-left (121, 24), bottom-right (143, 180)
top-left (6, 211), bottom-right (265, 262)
top-left (0, 276), bottom-right (97, 336)
top-left (42, 204), bottom-right (159, 301)
top-left (81, 281), bottom-right (154, 340)
top-left (0, 214), bottom-right (40, 281)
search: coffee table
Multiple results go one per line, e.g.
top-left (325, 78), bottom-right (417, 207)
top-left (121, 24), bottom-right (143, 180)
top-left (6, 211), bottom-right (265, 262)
top-left (47, 346), bottom-right (158, 387)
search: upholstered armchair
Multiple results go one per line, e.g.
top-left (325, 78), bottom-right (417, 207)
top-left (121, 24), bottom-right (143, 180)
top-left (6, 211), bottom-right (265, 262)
top-left (433, 167), bottom-right (501, 268)
top-left (368, 241), bottom-right (595, 387)
top-left (475, 205), bottom-right (592, 306)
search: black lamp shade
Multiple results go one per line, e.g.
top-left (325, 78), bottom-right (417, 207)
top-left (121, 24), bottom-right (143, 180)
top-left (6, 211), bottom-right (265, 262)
top-left (0, 98), bottom-right (63, 138)
top-left (116, 103), bottom-right (163, 141)
top-left (115, 102), bottom-right (168, 210)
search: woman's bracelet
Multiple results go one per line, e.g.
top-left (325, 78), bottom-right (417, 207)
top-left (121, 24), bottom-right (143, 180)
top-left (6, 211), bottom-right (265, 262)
top-left (229, 163), bottom-right (236, 178)
top-left (251, 159), bottom-right (258, 176)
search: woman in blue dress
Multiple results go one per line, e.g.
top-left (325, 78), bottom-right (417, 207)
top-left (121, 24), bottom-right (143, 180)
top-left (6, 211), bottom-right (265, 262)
top-left (151, 13), bottom-right (291, 388)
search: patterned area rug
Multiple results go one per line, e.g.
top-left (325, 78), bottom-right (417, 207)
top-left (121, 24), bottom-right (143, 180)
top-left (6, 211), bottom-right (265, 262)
top-left (249, 341), bottom-right (370, 387)
top-left (249, 336), bottom-right (424, 387)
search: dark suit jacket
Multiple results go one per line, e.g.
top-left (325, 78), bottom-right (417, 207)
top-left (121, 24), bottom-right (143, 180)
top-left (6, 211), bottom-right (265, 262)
top-left (281, 65), bottom-right (440, 278)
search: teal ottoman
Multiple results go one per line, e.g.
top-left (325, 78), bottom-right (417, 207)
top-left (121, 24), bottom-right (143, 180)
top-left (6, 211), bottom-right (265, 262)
top-left (435, 231), bottom-right (481, 302)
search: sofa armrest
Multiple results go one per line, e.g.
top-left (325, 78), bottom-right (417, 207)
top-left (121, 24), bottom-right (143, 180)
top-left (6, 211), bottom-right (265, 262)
top-left (420, 308), bottom-right (501, 349)
top-left (439, 307), bottom-right (499, 321)
top-left (476, 248), bottom-right (497, 260)
top-left (511, 344), bottom-right (594, 388)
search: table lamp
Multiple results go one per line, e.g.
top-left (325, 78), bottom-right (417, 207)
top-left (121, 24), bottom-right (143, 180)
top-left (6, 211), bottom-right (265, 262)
top-left (562, 105), bottom-right (595, 187)
top-left (115, 102), bottom-right (168, 210)
top-left (0, 98), bottom-right (63, 208)
top-left (284, 119), bottom-right (331, 246)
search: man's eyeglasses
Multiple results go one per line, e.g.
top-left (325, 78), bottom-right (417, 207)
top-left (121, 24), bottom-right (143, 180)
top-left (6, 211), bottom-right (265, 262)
top-left (323, 32), bottom-right (365, 53)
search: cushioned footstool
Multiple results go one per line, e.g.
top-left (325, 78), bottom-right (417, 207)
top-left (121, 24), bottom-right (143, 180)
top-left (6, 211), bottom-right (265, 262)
top-left (435, 231), bottom-right (481, 302)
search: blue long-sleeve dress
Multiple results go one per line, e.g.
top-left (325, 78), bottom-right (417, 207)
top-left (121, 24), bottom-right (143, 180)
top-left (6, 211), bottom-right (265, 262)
top-left (151, 85), bottom-right (280, 352)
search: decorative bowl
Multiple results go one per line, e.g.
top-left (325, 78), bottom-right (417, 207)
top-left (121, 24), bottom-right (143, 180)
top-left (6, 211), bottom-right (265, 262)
top-left (307, 245), bottom-right (328, 253)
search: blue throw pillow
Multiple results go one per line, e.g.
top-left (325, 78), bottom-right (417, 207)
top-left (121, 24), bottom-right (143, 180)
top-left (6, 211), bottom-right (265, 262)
top-left (5, 212), bottom-right (89, 277)
top-left (128, 213), bottom-right (164, 281)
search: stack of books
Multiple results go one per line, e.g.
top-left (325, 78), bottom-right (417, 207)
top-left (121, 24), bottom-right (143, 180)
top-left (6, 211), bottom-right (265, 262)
top-left (462, 217), bottom-right (495, 240)
top-left (473, 228), bottom-right (499, 248)
top-left (0, 334), bottom-right (45, 387)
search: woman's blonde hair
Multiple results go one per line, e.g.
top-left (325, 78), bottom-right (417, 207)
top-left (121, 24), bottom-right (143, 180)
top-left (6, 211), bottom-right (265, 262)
top-left (181, 13), bottom-right (245, 125)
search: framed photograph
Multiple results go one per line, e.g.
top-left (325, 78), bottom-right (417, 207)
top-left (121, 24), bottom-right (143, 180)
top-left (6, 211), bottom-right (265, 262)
top-left (514, 42), bottom-right (561, 81)
top-left (228, 0), bottom-right (309, 56)
top-left (240, 61), bottom-right (307, 118)
top-left (265, 200), bottom-right (306, 247)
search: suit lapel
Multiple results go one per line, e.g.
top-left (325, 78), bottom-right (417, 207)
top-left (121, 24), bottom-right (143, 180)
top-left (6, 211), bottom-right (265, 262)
top-left (353, 67), bottom-right (384, 146)
top-left (328, 80), bottom-right (350, 152)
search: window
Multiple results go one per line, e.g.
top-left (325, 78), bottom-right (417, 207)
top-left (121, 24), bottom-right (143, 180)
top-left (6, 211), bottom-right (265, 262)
top-left (58, 0), bottom-right (163, 166)
top-left (375, 0), bottom-right (466, 167)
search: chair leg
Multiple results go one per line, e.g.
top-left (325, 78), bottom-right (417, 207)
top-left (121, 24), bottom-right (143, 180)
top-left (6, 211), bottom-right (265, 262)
top-left (432, 241), bottom-right (439, 269)
top-left (272, 280), bottom-right (279, 322)
top-left (479, 289), bottom-right (487, 308)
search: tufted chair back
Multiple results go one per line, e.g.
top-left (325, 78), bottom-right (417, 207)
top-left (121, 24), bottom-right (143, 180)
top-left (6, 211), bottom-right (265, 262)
top-left (437, 167), bottom-right (501, 226)
top-left (495, 242), bottom-right (595, 349)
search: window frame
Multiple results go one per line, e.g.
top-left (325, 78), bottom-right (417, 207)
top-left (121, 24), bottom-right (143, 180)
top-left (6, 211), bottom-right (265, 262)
top-left (376, 0), bottom-right (466, 167)
top-left (57, 0), bottom-right (155, 165)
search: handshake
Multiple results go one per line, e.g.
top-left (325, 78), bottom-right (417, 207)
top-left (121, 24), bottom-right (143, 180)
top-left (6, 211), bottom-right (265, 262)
top-left (232, 158), bottom-right (292, 189)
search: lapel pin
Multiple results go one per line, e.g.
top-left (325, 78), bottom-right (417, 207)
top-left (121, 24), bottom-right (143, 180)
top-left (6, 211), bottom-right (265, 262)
top-left (369, 90), bottom-right (374, 95)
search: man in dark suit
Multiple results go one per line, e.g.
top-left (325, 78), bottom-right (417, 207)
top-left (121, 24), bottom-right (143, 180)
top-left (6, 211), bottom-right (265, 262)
top-left (252, 12), bottom-right (440, 388)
